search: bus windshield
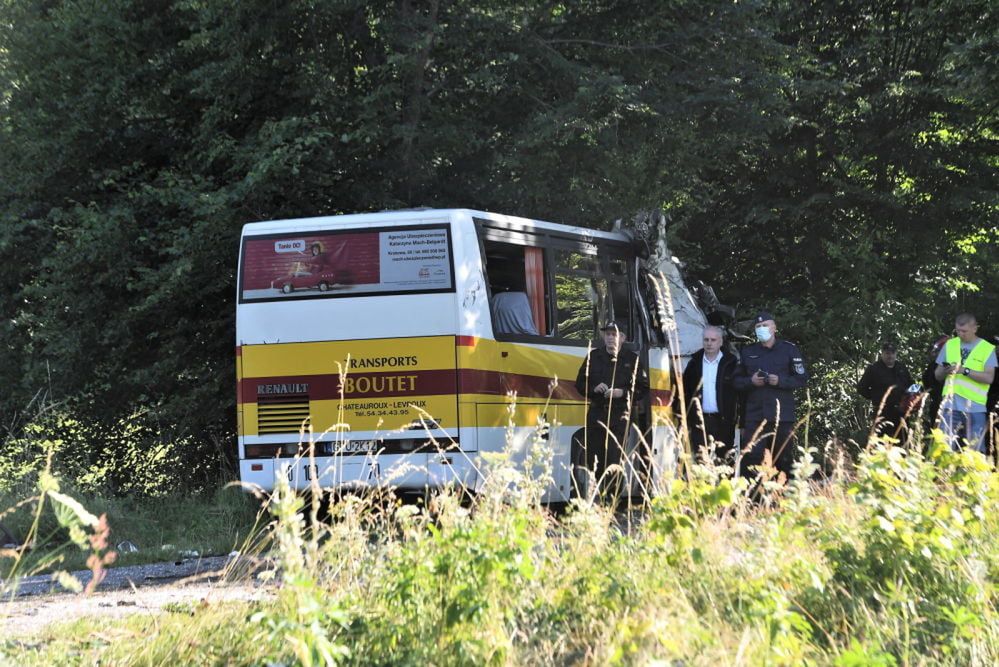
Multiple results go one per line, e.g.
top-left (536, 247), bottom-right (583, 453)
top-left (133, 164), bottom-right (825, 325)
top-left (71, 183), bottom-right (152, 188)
top-left (239, 224), bottom-right (454, 302)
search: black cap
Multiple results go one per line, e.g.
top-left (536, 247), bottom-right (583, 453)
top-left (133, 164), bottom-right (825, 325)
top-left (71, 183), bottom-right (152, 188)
top-left (600, 319), bottom-right (629, 336)
top-left (881, 341), bottom-right (897, 352)
top-left (754, 311), bottom-right (775, 324)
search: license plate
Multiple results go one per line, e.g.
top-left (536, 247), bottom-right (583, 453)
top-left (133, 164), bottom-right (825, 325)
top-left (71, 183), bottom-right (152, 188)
top-left (337, 439), bottom-right (377, 454)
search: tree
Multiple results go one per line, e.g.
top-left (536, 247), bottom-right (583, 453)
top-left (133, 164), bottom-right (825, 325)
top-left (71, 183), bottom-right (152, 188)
top-left (0, 0), bottom-right (994, 485)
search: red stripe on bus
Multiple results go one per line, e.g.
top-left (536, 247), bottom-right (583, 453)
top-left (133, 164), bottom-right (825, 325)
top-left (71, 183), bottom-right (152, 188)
top-left (457, 369), bottom-right (583, 401)
top-left (238, 369), bottom-right (458, 403)
top-left (455, 335), bottom-right (478, 347)
top-left (650, 388), bottom-right (673, 405)
top-left (236, 346), bottom-right (242, 356)
top-left (240, 368), bottom-right (663, 405)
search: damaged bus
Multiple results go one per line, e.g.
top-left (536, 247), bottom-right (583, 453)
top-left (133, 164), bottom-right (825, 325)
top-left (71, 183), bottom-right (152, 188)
top-left (236, 209), bottom-right (709, 502)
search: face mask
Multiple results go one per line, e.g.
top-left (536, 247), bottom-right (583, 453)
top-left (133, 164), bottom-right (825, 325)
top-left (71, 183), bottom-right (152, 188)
top-left (755, 326), bottom-right (772, 343)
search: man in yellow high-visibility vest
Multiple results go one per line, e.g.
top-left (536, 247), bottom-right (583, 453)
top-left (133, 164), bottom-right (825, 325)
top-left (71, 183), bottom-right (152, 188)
top-left (933, 313), bottom-right (997, 453)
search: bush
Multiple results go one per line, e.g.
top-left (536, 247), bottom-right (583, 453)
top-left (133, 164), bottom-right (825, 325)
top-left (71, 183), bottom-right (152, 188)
top-left (0, 408), bottom-right (214, 498)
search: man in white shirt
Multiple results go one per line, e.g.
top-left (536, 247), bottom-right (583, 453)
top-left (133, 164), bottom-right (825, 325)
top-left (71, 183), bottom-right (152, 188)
top-left (678, 325), bottom-right (739, 464)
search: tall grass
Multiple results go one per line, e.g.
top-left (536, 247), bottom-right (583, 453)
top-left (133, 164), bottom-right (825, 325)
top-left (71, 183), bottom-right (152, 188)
top-left (3, 424), bottom-right (997, 666)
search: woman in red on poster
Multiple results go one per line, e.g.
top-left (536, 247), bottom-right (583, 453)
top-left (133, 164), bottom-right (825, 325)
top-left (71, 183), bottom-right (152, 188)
top-left (305, 242), bottom-right (327, 273)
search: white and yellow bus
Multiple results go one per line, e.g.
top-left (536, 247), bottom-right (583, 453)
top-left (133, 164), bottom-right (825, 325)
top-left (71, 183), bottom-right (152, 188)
top-left (236, 209), bottom-right (678, 502)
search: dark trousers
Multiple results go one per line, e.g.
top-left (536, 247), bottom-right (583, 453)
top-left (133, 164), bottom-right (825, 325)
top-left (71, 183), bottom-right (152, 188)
top-left (741, 420), bottom-right (796, 478)
top-left (872, 405), bottom-right (905, 436)
top-left (689, 412), bottom-right (735, 464)
top-left (579, 409), bottom-right (630, 501)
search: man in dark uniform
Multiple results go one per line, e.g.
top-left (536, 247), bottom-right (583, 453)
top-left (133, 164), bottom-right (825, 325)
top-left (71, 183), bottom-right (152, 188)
top-left (575, 320), bottom-right (649, 501)
top-left (732, 311), bottom-right (809, 479)
top-left (856, 341), bottom-right (914, 435)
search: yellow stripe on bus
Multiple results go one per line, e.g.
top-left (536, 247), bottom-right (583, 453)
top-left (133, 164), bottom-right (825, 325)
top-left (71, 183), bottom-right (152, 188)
top-left (649, 367), bottom-right (671, 391)
top-left (242, 336), bottom-right (457, 377)
top-left (239, 335), bottom-right (673, 437)
top-left (458, 339), bottom-right (585, 379)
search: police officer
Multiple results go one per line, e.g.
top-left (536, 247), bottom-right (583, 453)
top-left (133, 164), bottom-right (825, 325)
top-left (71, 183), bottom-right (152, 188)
top-left (574, 320), bottom-right (649, 501)
top-left (732, 311), bottom-right (809, 478)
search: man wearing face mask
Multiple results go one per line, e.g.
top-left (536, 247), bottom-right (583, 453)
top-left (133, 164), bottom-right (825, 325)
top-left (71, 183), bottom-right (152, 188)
top-left (732, 311), bottom-right (809, 479)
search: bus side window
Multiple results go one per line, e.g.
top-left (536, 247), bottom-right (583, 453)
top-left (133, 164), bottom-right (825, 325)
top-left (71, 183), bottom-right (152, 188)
top-left (554, 250), bottom-right (609, 341)
top-left (483, 240), bottom-right (549, 336)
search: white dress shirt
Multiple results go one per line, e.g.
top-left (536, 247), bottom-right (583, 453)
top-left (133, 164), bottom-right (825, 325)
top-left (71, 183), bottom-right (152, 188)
top-left (701, 352), bottom-right (722, 414)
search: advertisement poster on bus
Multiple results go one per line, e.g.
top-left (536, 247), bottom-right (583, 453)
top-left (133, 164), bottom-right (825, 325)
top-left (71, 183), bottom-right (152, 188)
top-left (240, 226), bottom-right (453, 301)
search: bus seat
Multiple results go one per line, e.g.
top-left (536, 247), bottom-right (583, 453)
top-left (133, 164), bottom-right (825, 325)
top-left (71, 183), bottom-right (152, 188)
top-left (491, 291), bottom-right (539, 336)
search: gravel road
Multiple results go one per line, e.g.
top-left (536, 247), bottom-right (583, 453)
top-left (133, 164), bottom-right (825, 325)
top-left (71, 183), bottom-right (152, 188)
top-left (1, 554), bottom-right (274, 637)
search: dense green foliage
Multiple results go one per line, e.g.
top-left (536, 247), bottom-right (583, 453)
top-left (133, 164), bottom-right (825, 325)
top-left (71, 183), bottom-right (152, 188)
top-left (3, 437), bottom-right (998, 664)
top-left (0, 0), bottom-right (996, 487)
